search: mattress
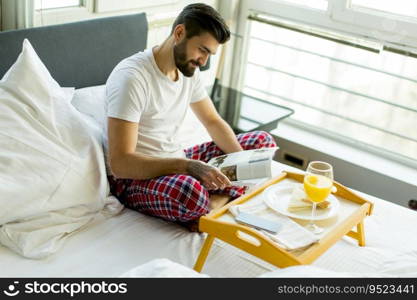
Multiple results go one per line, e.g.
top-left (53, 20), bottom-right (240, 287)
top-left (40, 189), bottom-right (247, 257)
top-left (1, 162), bottom-right (416, 277)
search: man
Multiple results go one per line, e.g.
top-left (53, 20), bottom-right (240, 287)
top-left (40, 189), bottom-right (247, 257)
top-left (106, 3), bottom-right (276, 230)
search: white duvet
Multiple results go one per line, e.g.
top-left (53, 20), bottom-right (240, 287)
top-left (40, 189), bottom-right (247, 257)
top-left (0, 39), bottom-right (122, 259)
top-left (120, 256), bottom-right (417, 278)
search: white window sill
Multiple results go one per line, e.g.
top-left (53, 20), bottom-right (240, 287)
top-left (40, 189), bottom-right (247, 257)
top-left (271, 120), bottom-right (417, 204)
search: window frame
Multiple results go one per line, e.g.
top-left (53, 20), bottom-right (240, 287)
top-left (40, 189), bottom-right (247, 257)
top-left (93, 0), bottom-right (179, 13)
top-left (331, 0), bottom-right (417, 49)
top-left (34, 0), bottom-right (86, 11)
top-left (240, 0), bottom-right (417, 51)
top-left (33, 0), bottom-right (94, 27)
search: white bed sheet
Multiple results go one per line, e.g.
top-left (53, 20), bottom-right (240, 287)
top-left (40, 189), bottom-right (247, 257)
top-left (0, 206), bottom-right (274, 277)
top-left (0, 162), bottom-right (416, 277)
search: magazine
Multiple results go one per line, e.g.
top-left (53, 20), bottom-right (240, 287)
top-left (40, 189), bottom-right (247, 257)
top-left (207, 147), bottom-right (279, 184)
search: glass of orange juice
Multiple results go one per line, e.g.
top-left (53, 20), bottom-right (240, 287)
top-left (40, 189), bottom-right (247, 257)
top-left (303, 161), bottom-right (334, 234)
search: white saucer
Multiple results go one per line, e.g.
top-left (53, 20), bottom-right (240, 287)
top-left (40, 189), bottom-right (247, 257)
top-left (263, 184), bottom-right (339, 220)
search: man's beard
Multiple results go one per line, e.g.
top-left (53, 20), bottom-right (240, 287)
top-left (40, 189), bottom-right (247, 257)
top-left (173, 39), bottom-right (200, 77)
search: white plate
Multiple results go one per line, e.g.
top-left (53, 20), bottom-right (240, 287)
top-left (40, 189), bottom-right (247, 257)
top-left (263, 184), bottom-right (339, 220)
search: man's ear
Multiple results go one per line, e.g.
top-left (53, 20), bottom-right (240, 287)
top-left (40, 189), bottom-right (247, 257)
top-left (173, 24), bottom-right (186, 43)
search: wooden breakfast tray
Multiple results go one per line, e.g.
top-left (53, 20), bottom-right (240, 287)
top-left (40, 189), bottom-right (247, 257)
top-left (193, 171), bottom-right (374, 272)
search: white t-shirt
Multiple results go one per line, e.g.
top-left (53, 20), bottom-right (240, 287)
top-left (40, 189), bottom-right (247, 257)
top-left (106, 48), bottom-right (208, 158)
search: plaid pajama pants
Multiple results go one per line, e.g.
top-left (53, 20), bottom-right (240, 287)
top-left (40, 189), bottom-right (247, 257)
top-left (108, 130), bottom-right (277, 223)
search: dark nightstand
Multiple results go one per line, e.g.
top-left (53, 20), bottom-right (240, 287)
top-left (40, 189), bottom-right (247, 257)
top-left (212, 88), bottom-right (294, 134)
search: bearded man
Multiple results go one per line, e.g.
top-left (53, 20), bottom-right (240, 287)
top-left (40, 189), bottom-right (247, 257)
top-left (105, 3), bottom-right (276, 230)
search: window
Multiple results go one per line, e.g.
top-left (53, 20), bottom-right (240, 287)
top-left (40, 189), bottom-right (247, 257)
top-left (34, 0), bottom-right (81, 10)
top-left (351, 0), bottom-right (417, 19)
top-left (332, 0), bottom-right (417, 49)
top-left (280, 0), bottom-right (328, 11)
top-left (232, 0), bottom-right (417, 163)
top-left (94, 0), bottom-right (177, 13)
top-left (244, 19), bottom-right (417, 161)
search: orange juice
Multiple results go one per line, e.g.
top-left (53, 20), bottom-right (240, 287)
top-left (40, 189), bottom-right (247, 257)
top-left (304, 174), bottom-right (332, 203)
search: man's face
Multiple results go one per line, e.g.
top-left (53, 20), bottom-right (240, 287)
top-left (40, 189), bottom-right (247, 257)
top-left (174, 31), bottom-right (219, 77)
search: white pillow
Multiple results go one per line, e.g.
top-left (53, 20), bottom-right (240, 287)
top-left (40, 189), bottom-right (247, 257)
top-left (71, 85), bottom-right (110, 173)
top-left (71, 85), bottom-right (107, 131)
top-left (120, 258), bottom-right (209, 278)
top-left (0, 39), bottom-right (122, 258)
top-left (258, 265), bottom-right (362, 278)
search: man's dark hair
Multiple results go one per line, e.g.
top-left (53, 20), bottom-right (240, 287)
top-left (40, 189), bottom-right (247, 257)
top-left (171, 3), bottom-right (230, 44)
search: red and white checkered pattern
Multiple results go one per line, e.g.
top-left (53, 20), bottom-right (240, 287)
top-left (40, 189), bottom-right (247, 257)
top-left (108, 131), bottom-right (277, 223)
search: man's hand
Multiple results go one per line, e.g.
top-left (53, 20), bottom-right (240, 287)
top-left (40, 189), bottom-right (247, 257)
top-left (186, 160), bottom-right (232, 190)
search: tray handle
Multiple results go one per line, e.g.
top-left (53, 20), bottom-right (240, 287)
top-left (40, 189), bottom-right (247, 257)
top-left (199, 216), bottom-right (303, 268)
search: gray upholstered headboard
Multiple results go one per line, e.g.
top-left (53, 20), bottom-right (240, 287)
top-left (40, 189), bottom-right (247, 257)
top-left (0, 13), bottom-right (148, 89)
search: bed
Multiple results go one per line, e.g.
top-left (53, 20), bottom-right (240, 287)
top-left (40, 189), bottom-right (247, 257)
top-left (0, 13), bottom-right (416, 278)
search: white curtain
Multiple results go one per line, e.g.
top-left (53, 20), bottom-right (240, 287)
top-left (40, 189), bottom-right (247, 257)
top-left (1, 0), bottom-right (34, 31)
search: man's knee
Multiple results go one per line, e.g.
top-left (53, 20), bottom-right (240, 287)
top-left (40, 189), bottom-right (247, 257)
top-left (257, 131), bottom-right (276, 147)
top-left (245, 130), bottom-right (277, 149)
top-left (175, 175), bottom-right (209, 222)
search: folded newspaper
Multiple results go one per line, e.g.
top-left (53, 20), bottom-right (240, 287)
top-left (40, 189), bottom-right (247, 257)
top-left (207, 147), bottom-right (279, 186)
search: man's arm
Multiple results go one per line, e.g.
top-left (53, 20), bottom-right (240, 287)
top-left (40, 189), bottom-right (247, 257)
top-left (191, 98), bottom-right (243, 153)
top-left (107, 117), bottom-right (231, 189)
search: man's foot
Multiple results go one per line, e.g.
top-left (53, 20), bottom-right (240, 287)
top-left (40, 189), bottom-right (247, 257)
top-left (177, 219), bottom-right (200, 232)
top-left (209, 194), bottom-right (231, 211)
top-left (186, 219), bottom-right (200, 232)
top-left (176, 195), bottom-right (231, 233)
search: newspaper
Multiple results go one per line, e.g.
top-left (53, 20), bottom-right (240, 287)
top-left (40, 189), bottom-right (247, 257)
top-left (207, 147), bottom-right (279, 185)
